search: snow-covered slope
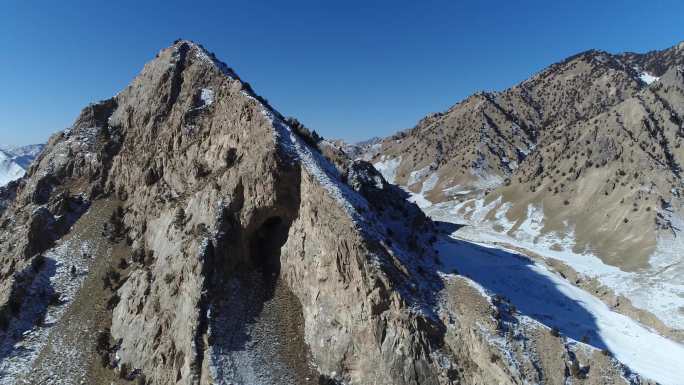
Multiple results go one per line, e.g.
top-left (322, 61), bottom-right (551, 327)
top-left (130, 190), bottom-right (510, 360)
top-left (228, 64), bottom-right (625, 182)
top-left (0, 144), bottom-right (45, 187)
top-left (424, 197), bottom-right (684, 332)
top-left (2, 144), bottom-right (45, 169)
top-left (0, 150), bottom-right (25, 187)
top-left (437, 230), bottom-right (684, 385)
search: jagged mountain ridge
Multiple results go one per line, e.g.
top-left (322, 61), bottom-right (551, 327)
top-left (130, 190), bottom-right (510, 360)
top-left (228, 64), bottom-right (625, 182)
top-left (0, 40), bottom-right (643, 385)
top-left (369, 48), bottom-right (653, 195)
top-left (619, 41), bottom-right (684, 79)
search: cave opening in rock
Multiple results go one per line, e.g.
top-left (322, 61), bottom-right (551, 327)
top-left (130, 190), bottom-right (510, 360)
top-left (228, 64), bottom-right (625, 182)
top-left (249, 215), bottom-right (289, 295)
top-left (210, 211), bottom-right (322, 383)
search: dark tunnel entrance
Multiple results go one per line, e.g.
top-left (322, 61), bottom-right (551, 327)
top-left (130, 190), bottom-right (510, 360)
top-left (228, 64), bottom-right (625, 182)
top-left (248, 215), bottom-right (289, 298)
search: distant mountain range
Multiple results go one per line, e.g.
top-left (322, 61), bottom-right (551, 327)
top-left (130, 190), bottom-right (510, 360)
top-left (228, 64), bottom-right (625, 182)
top-left (0, 144), bottom-right (44, 187)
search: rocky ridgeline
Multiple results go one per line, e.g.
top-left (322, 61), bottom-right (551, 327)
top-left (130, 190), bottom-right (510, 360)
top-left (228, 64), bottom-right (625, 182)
top-left (362, 41), bottom-right (684, 270)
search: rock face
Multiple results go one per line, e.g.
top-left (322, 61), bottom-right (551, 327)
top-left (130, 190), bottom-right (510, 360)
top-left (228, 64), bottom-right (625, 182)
top-left (0, 41), bottom-right (637, 385)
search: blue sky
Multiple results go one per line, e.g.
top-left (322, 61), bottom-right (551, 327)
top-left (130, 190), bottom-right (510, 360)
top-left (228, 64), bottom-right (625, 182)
top-left (1, 0), bottom-right (683, 146)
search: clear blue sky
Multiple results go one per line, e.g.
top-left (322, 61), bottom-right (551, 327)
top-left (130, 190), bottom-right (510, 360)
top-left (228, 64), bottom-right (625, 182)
top-left (1, 0), bottom-right (683, 146)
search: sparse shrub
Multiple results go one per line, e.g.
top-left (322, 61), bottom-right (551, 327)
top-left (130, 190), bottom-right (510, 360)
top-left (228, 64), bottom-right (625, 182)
top-left (144, 250), bottom-right (155, 266)
top-left (103, 269), bottom-right (121, 290)
top-left (132, 247), bottom-right (145, 265)
top-left (174, 207), bottom-right (186, 229)
top-left (106, 293), bottom-right (120, 310)
top-left (105, 206), bottom-right (126, 242)
top-left (224, 148), bottom-right (238, 167)
top-left (550, 327), bottom-right (561, 337)
top-left (508, 305), bottom-right (517, 315)
top-left (120, 362), bottom-right (130, 379)
top-left (164, 273), bottom-right (175, 284)
top-left (193, 160), bottom-right (210, 178)
top-left (285, 117), bottom-right (322, 148)
top-left (569, 360), bottom-right (586, 379)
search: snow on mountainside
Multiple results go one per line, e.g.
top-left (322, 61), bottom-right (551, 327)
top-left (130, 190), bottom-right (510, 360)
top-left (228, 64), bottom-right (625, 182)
top-left (0, 144), bottom-right (45, 187)
top-left (638, 70), bottom-right (659, 84)
top-left (0, 151), bottom-right (25, 187)
top-left (2, 144), bottom-right (45, 169)
top-left (422, 197), bottom-right (684, 384)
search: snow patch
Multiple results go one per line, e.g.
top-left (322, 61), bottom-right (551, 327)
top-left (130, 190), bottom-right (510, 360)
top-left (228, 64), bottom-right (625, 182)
top-left (639, 72), bottom-right (659, 85)
top-left (635, 67), bottom-right (659, 85)
top-left (188, 42), bottom-right (235, 77)
top-left (471, 172), bottom-right (504, 190)
top-left (442, 186), bottom-right (472, 197)
top-left (407, 172), bottom-right (439, 209)
top-left (407, 165), bottom-right (432, 186)
top-left (200, 88), bottom-right (215, 106)
top-left (422, 172), bottom-right (439, 193)
top-left (372, 156), bottom-right (401, 184)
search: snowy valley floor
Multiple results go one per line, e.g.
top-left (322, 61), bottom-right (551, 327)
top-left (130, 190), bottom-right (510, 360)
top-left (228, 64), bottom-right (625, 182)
top-left (425, 203), bottom-right (684, 385)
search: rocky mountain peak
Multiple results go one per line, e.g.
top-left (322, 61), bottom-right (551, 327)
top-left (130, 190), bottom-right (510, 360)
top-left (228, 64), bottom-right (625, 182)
top-left (0, 40), bottom-right (453, 385)
top-left (0, 39), bottom-right (670, 385)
